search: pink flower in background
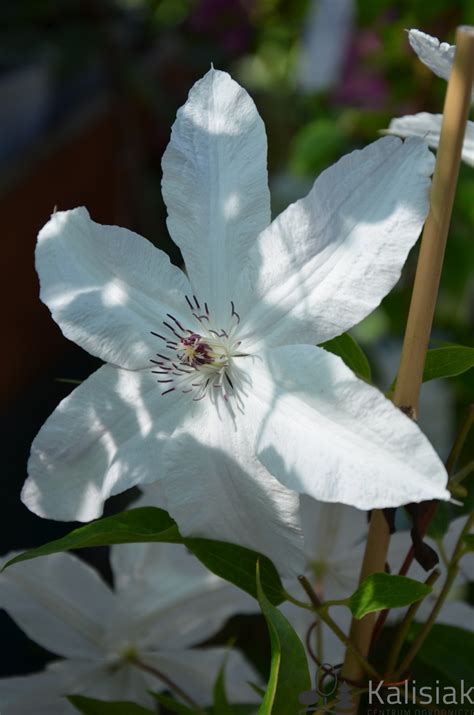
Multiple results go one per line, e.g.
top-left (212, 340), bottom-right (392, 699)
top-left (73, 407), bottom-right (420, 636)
top-left (334, 30), bottom-right (389, 109)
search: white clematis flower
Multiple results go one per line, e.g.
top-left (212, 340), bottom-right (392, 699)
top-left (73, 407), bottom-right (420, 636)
top-left (22, 69), bottom-right (449, 575)
top-left (298, 0), bottom-right (355, 93)
top-left (386, 30), bottom-right (474, 166)
top-left (389, 516), bottom-right (474, 629)
top-left (0, 542), bottom-right (258, 713)
top-left (281, 497), bottom-right (367, 667)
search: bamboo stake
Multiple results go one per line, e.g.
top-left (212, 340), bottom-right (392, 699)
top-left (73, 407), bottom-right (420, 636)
top-left (341, 25), bottom-right (474, 703)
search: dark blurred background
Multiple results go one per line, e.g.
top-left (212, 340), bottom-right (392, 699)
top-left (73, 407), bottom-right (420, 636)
top-left (1, 0), bottom-right (473, 684)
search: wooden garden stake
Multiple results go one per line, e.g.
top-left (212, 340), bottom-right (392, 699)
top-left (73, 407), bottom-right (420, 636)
top-left (341, 25), bottom-right (474, 705)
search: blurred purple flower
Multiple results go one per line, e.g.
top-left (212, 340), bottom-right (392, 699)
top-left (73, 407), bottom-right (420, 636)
top-left (333, 30), bottom-right (389, 109)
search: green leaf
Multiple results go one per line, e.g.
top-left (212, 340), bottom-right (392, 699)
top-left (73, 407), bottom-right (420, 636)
top-left (463, 534), bottom-right (474, 551)
top-left (213, 658), bottom-right (234, 715)
top-left (256, 563), bottom-right (311, 714)
top-left (68, 695), bottom-right (155, 714)
top-left (2, 509), bottom-right (285, 606)
top-left (151, 692), bottom-right (199, 714)
top-left (349, 573), bottom-right (431, 620)
top-left (3, 508), bottom-right (182, 569)
top-left (422, 345), bottom-right (474, 382)
top-left (321, 333), bottom-right (372, 382)
top-left (289, 118), bottom-right (346, 176)
top-left (408, 623), bottom-right (474, 685)
top-left (187, 539), bottom-right (286, 606)
top-left (427, 502), bottom-right (451, 539)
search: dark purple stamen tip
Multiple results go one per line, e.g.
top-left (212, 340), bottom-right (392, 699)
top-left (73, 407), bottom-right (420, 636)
top-left (167, 313), bottom-right (185, 331)
top-left (231, 301), bottom-right (240, 323)
top-left (163, 321), bottom-right (182, 339)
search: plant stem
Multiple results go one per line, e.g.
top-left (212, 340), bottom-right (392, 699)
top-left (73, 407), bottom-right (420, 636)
top-left (341, 25), bottom-right (474, 707)
top-left (131, 654), bottom-right (205, 712)
top-left (451, 459), bottom-right (474, 485)
top-left (394, 513), bottom-right (474, 678)
top-left (384, 569), bottom-right (441, 677)
top-left (446, 403), bottom-right (474, 474)
top-left (298, 576), bottom-right (381, 681)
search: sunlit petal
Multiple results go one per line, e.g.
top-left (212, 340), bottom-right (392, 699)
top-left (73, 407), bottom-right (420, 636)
top-left (23, 365), bottom-right (189, 521)
top-left (238, 137), bottom-right (434, 349)
top-left (246, 346), bottom-right (449, 509)
top-left (162, 68), bottom-right (270, 320)
top-left (36, 207), bottom-right (192, 369)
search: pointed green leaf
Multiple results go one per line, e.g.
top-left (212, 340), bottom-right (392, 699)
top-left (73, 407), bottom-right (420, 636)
top-left (256, 563), bottom-right (311, 714)
top-left (2, 510), bottom-right (285, 605)
top-left (68, 695), bottom-right (155, 714)
top-left (213, 657), bottom-right (234, 715)
top-left (3, 508), bottom-right (182, 569)
top-left (151, 692), bottom-right (200, 714)
top-left (321, 333), bottom-right (372, 382)
top-left (349, 573), bottom-right (431, 620)
top-left (187, 539), bottom-right (286, 606)
top-left (422, 345), bottom-right (474, 382)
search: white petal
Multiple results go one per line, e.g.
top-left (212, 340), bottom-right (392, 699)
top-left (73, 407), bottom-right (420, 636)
top-left (238, 137), bottom-right (434, 349)
top-left (408, 29), bottom-right (460, 86)
top-left (109, 490), bottom-right (169, 591)
top-left (0, 667), bottom-right (77, 715)
top-left (48, 659), bottom-right (155, 710)
top-left (299, 0), bottom-right (354, 92)
top-left (142, 648), bottom-right (259, 706)
top-left (246, 346), bottom-right (449, 509)
top-left (0, 552), bottom-right (113, 658)
top-left (160, 402), bottom-right (305, 577)
top-left (387, 113), bottom-right (474, 167)
top-left (36, 207), bottom-right (192, 369)
top-left (299, 497), bottom-right (366, 599)
top-left (281, 598), bottom-right (351, 668)
top-left (162, 68), bottom-right (270, 321)
top-left (22, 364), bottom-right (188, 521)
top-left (109, 542), bottom-right (257, 649)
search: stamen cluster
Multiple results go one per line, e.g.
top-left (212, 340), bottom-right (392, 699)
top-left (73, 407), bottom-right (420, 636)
top-left (150, 296), bottom-right (244, 402)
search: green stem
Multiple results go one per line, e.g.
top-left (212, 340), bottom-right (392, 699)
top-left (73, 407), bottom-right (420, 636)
top-left (395, 513), bottom-right (474, 678)
top-left (384, 569), bottom-right (441, 677)
top-left (284, 591), bottom-right (315, 611)
top-left (298, 576), bottom-right (381, 681)
top-left (446, 404), bottom-right (474, 474)
top-left (130, 654), bottom-right (205, 712)
top-left (450, 459), bottom-right (474, 486)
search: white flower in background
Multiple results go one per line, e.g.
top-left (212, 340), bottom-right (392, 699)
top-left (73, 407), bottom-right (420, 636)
top-left (0, 542), bottom-right (258, 713)
top-left (386, 29), bottom-right (474, 166)
top-left (387, 113), bottom-right (474, 167)
top-left (389, 516), bottom-right (474, 628)
top-left (281, 497), bottom-right (367, 667)
top-left (22, 68), bottom-right (449, 576)
top-left (408, 30), bottom-right (465, 88)
top-left (373, 339), bottom-right (455, 460)
top-left (298, 0), bottom-right (355, 92)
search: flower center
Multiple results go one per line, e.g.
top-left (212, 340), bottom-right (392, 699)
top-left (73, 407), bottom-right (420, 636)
top-left (150, 296), bottom-right (246, 402)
